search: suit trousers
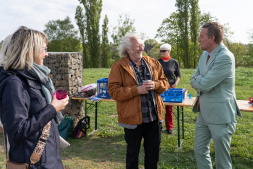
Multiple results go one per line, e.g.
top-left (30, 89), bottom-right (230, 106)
top-left (194, 113), bottom-right (236, 169)
top-left (124, 120), bottom-right (162, 169)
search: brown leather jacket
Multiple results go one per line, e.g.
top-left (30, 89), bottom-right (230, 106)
top-left (108, 56), bottom-right (169, 125)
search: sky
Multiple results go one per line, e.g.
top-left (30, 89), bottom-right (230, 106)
top-left (0, 0), bottom-right (253, 44)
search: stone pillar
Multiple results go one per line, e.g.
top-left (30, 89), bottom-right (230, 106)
top-left (44, 52), bottom-right (84, 121)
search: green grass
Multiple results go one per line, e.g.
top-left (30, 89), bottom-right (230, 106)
top-left (1, 68), bottom-right (253, 168)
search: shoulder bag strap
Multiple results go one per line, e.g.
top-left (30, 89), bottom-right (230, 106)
top-left (3, 126), bottom-right (9, 162)
top-left (30, 121), bottom-right (51, 164)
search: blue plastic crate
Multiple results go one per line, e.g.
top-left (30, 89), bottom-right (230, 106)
top-left (160, 88), bottom-right (185, 103)
top-left (97, 78), bottom-right (111, 98)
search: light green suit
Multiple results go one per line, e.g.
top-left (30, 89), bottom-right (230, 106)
top-left (191, 43), bottom-right (242, 169)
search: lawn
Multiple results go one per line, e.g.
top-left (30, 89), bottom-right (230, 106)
top-left (0, 68), bottom-right (253, 169)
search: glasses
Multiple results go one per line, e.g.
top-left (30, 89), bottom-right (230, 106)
top-left (43, 47), bottom-right (48, 52)
top-left (160, 50), bottom-right (168, 53)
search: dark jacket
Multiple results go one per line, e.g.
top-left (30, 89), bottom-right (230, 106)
top-left (0, 68), bottom-right (63, 169)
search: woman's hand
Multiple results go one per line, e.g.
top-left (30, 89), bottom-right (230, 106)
top-left (51, 94), bottom-right (69, 112)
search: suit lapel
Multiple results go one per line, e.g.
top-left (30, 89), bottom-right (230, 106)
top-left (205, 44), bottom-right (224, 73)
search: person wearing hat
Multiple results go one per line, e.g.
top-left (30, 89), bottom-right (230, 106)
top-left (158, 43), bottom-right (181, 134)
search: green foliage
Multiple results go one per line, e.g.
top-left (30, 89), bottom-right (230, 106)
top-left (226, 43), bottom-right (248, 67)
top-left (79, 0), bottom-right (102, 68)
top-left (144, 39), bottom-right (160, 56)
top-left (148, 43), bottom-right (160, 58)
top-left (189, 0), bottom-right (200, 68)
top-left (156, 12), bottom-right (180, 45)
top-left (246, 44), bottom-right (253, 64)
top-left (111, 14), bottom-right (136, 46)
top-left (48, 38), bottom-right (81, 52)
top-left (43, 17), bottom-right (81, 52)
top-left (75, 5), bottom-right (89, 68)
top-left (101, 15), bottom-right (111, 68)
top-left (110, 14), bottom-right (136, 64)
top-left (176, 0), bottom-right (190, 68)
top-left (142, 51), bottom-right (148, 56)
top-left (156, 4), bottom-right (221, 68)
top-left (199, 12), bottom-right (216, 26)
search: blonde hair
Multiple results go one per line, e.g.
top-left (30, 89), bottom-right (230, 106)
top-left (1, 26), bottom-right (48, 70)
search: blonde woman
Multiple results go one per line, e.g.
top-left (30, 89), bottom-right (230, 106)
top-left (0, 26), bottom-right (69, 169)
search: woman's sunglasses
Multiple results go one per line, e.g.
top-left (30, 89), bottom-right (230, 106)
top-left (160, 50), bottom-right (168, 53)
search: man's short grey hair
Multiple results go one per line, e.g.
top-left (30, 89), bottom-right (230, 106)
top-left (160, 43), bottom-right (171, 51)
top-left (118, 33), bottom-right (144, 58)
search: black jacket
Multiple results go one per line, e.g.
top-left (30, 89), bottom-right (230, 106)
top-left (0, 68), bottom-right (63, 169)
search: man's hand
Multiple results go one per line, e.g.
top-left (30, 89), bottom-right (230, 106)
top-left (137, 80), bottom-right (155, 94)
top-left (137, 85), bottom-right (149, 94)
top-left (143, 80), bottom-right (155, 90)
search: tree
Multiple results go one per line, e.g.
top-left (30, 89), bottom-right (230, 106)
top-left (227, 43), bottom-right (247, 67)
top-left (101, 15), bottom-right (111, 68)
top-left (111, 14), bottom-right (136, 46)
top-left (111, 14), bottom-right (136, 61)
top-left (43, 17), bottom-right (81, 52)
top-left (75, 5), bottom-right (89, 68)
top-left (189, 0), bottom-right (200, 67)
top-left (176, 0), bottom-right (190, 68)
top-left (78, 0), bottom-right (102, 68)
top-left (156, 7), bottom-right (216, 68)
top-left (148, 43), bottom-right (161, 58)
top-left (144, 39), bottom-right (159, 56)
top-left (156, 12), bottom-right (182, 63)
top-left (199, 12), bottom-right (215, 26)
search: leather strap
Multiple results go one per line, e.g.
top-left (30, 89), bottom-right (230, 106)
top-left (30, 121), bottom-right (51, 164)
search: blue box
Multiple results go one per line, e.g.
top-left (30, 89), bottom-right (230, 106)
top-left (160, 88), bottom-right (185, 103)
top-left (97, 78), bottom-right (111, 98)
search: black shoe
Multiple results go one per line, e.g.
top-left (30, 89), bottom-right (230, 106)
top-left (167, 129), bottom-right (173, 134)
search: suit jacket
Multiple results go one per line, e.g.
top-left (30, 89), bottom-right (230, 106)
top-left (191, 43), bottom-right (242, 124)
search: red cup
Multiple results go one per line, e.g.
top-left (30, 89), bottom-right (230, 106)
top-left (55, 89), bottom-right (68, 100)
top-left (248, 97), bottom-right (253, 104)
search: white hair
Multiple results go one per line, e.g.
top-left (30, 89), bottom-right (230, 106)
top-left (160, 43), bottom-right (171, 51)
top-left (118, 33), bottom-right (144, 58)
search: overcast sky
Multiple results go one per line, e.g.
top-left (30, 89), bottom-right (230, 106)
top-left (0, 0), bottom-right (253, 44)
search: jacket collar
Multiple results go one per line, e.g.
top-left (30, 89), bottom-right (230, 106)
top-left (118, 56), bottom-right (152, 80)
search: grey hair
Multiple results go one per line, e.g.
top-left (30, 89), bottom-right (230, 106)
top-left (118, 33), bottom-right (144, 58)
